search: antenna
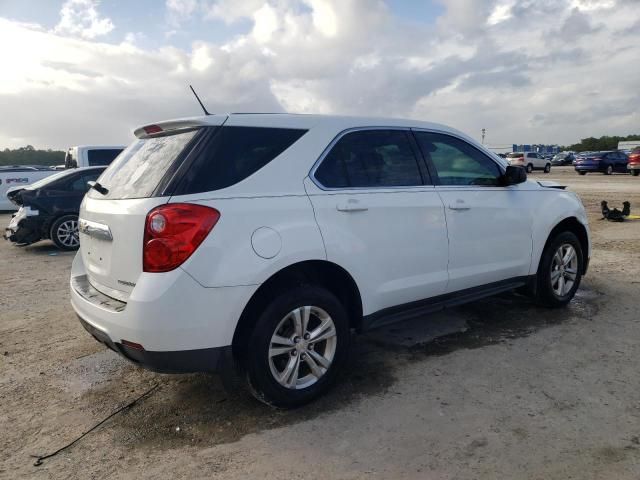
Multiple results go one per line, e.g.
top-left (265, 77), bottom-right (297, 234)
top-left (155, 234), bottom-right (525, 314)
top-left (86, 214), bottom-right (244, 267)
top-left (189, 85), bottom-right (211, 116)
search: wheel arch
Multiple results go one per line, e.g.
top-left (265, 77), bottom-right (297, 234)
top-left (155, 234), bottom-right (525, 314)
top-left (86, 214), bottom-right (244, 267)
top-left (540, 217), bottom-right (589, 275)
top-left (232, 260), bottom-right (363, 358)
top-left (46, 212), bottom-right (78, 239)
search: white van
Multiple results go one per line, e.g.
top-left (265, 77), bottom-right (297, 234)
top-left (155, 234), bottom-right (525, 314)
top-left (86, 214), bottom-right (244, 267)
top-left (64, 146), bottom-right (125, 169)
top-left (0, 166), bottom-right (58, 210)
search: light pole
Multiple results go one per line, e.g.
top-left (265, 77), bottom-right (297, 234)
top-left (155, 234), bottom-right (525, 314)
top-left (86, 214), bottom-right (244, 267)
top-left (481, 128), bottom-right (486, 145)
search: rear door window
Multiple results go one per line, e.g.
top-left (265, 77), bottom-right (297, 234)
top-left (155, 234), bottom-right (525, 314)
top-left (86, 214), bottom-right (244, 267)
top-left (69, 171), bottom-right (103, 192)
top-left (314, 129), bottom-right (425, 188)
top-left (87, 149), bottom-right (123, 166)
top-left (171, 126), bottom-right (307, 195)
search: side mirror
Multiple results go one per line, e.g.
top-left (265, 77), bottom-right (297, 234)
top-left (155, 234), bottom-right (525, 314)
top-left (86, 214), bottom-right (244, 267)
top-left (503, 165), bottom-right (527, 185)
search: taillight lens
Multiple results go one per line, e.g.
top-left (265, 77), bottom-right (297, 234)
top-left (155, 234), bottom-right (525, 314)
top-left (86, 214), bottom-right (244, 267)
top-left (143, 203), bottom-right (220, 272)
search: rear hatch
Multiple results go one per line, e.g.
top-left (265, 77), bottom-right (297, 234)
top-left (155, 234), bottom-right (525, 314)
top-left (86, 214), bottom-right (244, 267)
top-left (79, 116), bottom-right (227, 299)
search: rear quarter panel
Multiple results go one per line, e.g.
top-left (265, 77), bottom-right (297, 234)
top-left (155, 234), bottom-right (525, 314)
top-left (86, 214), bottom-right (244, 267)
top-left (178, 194), bottom-right (326, 288)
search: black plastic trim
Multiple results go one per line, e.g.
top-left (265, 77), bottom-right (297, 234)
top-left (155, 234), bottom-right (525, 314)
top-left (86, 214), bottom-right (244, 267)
top-left (77, 315), bottom-right (231, 373)
top-left (361, 276), bottom-right (533, 331)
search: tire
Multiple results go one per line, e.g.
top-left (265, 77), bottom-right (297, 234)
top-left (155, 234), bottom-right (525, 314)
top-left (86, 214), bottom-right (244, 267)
top-left (578, 171), bottom-right (587, 176)
top-left (243, 285), bottom-right (350, 408)
top-left (604, 164), bottom-right (613, 175)
top-left (50, 215), bottom-right (80, 250)
top-left (632, 170), bottom-right (640, 177)
top-left (526, 163), bottom-right (534, 173)
top-left (535, 231), bottom-right (583, 307)
top-left (544, 163), bottom-right (551, 173)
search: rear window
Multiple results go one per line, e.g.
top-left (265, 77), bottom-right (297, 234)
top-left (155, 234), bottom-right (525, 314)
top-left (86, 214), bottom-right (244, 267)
top-left (87, 149), bottom-right (123, 166)
top-left (89, 126), bottom-right (306, 200)
top-left (170, 126), bottom-right (307, 195)
top-left (89, 130), bottom-right (199, 199)
top-left (506, 153), bottom-right (524, 158)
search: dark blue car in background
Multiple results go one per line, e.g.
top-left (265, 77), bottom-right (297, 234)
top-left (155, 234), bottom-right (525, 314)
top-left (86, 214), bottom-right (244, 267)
top-left (4, 167), bottom-right (106, 250)
top-left (574, 151), bottom-right (628, 175)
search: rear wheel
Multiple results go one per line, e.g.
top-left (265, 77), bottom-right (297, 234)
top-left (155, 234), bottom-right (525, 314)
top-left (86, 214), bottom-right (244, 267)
top-left (632, 170), bottom-right (640, 177)
top-left (526, 163), bottom-right (534, 173)
top-left (535, 231), bottom-right (583, 307)
top-left (544, 163), bottom-right (551, 173)
top-left (604, 164), bottom-right (613, 175)
top-left (50, 215), bottom-right (80, 250)
top-left (244, 285), bottom-right (349, 408)
top-left (578, 171), bottom-right (587, 176)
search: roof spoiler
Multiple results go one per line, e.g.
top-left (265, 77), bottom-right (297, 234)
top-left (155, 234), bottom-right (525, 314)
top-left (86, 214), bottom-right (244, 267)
top-left (133, 118), bottom-right (214, 139)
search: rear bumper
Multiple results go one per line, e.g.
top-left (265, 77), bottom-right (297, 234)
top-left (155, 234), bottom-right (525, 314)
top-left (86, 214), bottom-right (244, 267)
top-left (574, 163), bottom-right (602, 172)
top-left (4, 213), bottom-right (43, 245)
top-left (77, 314), bottom-right (231, 373)
top-left (70, 252), bottom-right (257, 372)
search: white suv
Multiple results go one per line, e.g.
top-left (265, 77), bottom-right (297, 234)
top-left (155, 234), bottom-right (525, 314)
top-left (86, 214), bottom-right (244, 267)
top-left (70, 114), bottom-right (590, 407)
top-left (506, 152), bottom-right (551, 173)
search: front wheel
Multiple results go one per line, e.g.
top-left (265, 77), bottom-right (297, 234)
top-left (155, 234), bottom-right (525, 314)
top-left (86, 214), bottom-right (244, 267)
top-left (535, 231), bottom-right (583, 307)
top-left (244, 286), bottom-right (350, 408)
top-left (50, 215), bottom-right (80, 250)
top-left (578, 171), bottom-right (587, 176)
top-left (544, 163), bottom-right (551, 173)
top-left (526, 164), bottom-right (534, 173)
top-left (632, 170), bottom-right (640, 177)
top-left (604, 164), bottom-right (613, 175)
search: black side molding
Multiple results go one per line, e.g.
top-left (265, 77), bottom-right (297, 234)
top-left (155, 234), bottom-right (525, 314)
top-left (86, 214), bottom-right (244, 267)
top-left (361, 276), bottom-right (533, 331)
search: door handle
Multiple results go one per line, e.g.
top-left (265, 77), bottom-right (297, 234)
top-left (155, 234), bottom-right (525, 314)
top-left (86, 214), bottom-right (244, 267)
top-left (336, 199), bottom-right (368, 212)
top-left (448, 200), bottom-right (471, 211)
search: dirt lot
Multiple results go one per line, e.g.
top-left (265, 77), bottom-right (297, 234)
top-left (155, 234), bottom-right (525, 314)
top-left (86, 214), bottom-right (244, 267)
top-left (1, 167), bottom-right (639, 479)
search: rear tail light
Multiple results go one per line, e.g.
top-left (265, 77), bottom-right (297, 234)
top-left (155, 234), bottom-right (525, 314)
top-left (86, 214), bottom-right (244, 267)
top-left (143, 203), bottom-right (220, 272)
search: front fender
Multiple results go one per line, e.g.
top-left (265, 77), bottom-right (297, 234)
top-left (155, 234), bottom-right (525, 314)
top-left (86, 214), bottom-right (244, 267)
top-left (529, 190), bottom-right (590, 275)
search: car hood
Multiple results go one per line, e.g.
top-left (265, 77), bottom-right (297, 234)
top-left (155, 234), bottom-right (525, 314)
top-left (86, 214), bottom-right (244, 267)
top-left (6, 186), bottom-right (27, 206)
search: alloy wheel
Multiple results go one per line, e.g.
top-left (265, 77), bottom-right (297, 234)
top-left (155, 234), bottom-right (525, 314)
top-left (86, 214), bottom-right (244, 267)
top-left (550, 243), bottom-right (578, 297)
top-left (56, 219), bottom-right (79, 248)
top-left (268, 306), bottom-right (337, 390)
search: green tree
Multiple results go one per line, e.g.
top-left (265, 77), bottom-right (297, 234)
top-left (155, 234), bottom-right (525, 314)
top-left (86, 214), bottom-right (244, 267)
top-left (564, 134), bottom-right (640, 152)
top-left (0, 146), bottom-right (65, 167)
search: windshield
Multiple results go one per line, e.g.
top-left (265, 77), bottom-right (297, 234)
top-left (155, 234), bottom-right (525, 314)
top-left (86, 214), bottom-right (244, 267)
top-left (90, 129), bottom-right (199, 199)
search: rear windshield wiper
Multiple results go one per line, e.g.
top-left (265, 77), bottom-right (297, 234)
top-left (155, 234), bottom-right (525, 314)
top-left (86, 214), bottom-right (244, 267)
top-left (88, 181), bottom-right (109, 195)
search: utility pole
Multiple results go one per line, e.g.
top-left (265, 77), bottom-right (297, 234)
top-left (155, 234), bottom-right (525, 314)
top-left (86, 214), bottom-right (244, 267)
top-left (481, 128), bottom-right (486, 145)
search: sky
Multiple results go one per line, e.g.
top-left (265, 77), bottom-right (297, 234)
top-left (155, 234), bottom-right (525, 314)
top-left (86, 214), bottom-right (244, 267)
top-left (0, 0), bottom-right (638, 150)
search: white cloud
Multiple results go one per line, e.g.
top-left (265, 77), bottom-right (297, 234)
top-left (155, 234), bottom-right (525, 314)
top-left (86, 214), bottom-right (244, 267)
top-left (1, 0), bottom-right (639, 150)
top-left (252, 4), bottom-right (279, 43)
top-left (54, 0), bottom-right (114, 39)
top-left (166, 0), bottom-right (199, 27)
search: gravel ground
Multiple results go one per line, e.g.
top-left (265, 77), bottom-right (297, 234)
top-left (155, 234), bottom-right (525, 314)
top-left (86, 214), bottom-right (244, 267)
top-left (1, 166), bottom-right (639, 479)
